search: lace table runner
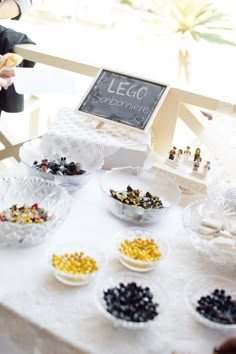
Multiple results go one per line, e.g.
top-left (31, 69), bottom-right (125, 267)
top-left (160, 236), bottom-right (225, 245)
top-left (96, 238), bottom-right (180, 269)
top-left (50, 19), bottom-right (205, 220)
top-left (41, 107), bottom-right (150, 159)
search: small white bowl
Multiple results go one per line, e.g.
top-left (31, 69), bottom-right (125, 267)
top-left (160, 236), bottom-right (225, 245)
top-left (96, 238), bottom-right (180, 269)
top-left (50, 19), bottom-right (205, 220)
top-left (48, 242), bottom-right (102, 286)
top-left (100, 167), bottom-right (181, 224)
top-left (115, 227), bottom-right (169, 272)
top-left (19, 138), bottom-right (104, 193)
top-left (95, 272), bottom-right (167, 329)
top-left (184, 275), bottom-right (236, 331)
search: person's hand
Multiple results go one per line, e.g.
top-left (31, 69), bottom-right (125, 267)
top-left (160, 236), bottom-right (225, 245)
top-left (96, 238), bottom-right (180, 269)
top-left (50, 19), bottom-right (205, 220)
top-left (0, 69), bottom-right (15, 90)
top-left (0, 68), bottom-right (15, 78)
top-left (0, 77), bottom-right (13, 90)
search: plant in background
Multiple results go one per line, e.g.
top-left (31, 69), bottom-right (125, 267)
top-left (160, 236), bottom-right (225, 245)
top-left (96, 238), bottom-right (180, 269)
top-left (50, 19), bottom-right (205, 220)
top-left (166, 0), bottom-right (236, 83)
top-left (118, 0), bottom-right (236, 84)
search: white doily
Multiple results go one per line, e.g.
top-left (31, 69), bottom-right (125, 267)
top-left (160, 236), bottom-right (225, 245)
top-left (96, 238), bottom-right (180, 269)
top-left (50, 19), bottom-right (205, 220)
top-left (42, 107), bottom-right (150, 158)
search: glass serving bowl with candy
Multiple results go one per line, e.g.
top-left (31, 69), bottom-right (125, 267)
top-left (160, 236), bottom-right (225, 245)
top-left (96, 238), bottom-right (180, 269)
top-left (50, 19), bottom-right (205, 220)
top-left (184, 275), bottom-right (236, 331)
top-left (19, 138), bottom-right (104, 192)
top-left (100, 167), bottom-right (181, 224)
top-left (182, 195), bottom-right (236, 267)
top-left (48, 242), bottom-right (103, 286)
top-left (115, 227), bottom-right (169, 272)
top-left (95, 271), bottom-right (167, 329)
top-left (0, 176), bottom-right (72, 247)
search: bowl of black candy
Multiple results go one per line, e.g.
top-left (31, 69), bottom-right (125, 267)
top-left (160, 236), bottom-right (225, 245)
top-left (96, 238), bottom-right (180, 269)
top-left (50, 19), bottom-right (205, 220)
top-left (96, 272), bottom-right (167, 328)
top-left (19, 138), bottom-right (104, 192)
top-left (184, 275), bottom-right (236, 330)
top-left (100, 167), bottom-right (181, 224)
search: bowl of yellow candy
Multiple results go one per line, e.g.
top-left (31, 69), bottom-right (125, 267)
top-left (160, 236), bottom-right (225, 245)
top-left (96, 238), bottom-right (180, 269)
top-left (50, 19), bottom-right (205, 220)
top-left (115, 227), bottom-right (169, 272)
top-left (48, 242), bottom-right (102, 286)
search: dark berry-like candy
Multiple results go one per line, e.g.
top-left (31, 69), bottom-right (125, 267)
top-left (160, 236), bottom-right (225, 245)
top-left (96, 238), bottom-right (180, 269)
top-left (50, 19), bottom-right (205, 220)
top-left (196, 288), bottom-right (236, 325)
top-left (103, 282), bottom-right (159, 323)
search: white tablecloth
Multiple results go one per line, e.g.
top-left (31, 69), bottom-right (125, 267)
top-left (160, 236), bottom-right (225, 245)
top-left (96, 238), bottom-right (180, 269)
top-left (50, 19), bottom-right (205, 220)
top-left (0, 168), bottom-right (235, 354)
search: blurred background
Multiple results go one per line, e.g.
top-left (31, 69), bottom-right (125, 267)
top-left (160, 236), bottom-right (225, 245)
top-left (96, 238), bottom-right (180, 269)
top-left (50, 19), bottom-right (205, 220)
top-left (0, 0), bottom-right (236, 175)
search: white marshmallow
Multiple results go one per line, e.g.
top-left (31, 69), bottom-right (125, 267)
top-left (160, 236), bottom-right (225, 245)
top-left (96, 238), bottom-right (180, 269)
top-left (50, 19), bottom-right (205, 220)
top-left (218, 230), bottom-right (236, 240)
top-left (201, 217), bottom-right (223, 230)
top-left (198, 225), bottom-right (218, 236)
top-left (230, 222), bottom-right (236, 235)
top-left (210, 236), bottom-right (236, 249)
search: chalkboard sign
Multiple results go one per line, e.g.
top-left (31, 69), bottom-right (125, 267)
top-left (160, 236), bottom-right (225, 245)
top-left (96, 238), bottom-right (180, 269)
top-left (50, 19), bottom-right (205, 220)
top-left (76, 69), bottom-right (170, 133)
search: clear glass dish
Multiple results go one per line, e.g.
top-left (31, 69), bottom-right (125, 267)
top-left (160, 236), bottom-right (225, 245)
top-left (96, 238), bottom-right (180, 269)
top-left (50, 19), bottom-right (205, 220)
top-left (100, 167), bottom-right (181, 224)
top-left (19, 138), bottom-right (104, 193)
top-left (95, 271), bottom-right (167, 329)
top-left (184, 275), bottom-right (236, 331)
top-left (0, 176), bottom-right (72, 247)
top-left (182, 197), bottom-right (236, 266)
top-left (115, 227), bottom-right (169, 272)
top-left (48, 242), bottom-right (103, 286)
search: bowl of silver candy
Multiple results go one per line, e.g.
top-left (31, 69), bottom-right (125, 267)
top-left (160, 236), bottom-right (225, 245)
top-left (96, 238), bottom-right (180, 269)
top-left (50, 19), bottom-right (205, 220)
top-left (19, 138), bottom-right (104, 192)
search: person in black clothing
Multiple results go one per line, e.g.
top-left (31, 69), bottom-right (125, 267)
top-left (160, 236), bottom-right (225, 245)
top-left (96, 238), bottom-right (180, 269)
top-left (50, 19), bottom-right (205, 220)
top-left (0, 0), bottom-right (34, 112)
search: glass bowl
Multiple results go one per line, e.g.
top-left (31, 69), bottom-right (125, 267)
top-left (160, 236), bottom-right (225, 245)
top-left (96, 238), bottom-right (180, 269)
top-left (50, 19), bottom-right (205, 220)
top-left (95, 271), bottom-right (167, 329)
top-left (184, 275), bottom-right (236, 331)
top-left (115, 227), bottom-right (169, 272)
top-left (100, 167), bottom-right (181, 224)
top-left (182, 197), bottom-right (236, 266)
top-left (19, 138), bottom-right (104, 193)
top-left (0, 176), bottom-right (72, 247)
top-left (48, 242), bottom-right (103, 286)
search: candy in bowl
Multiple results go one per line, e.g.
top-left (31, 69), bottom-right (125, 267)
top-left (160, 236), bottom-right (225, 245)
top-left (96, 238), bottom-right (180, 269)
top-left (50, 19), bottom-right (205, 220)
top-left (100, 166), bottom-right (181, 224)
top-left (48, 242), bottom-right (103, 286)
top-left (182, 196), bottom-right (236, 266)
top-left (115, 227), bottom-right (169, 272)
top-left (19, 138), bottom-right (104, 192)
top-left (0, 176), bottom-right (72, 247)
top-left (185, 275), bottom-right (236, 331)
top-left (95, 272), bottom-right (167, 328)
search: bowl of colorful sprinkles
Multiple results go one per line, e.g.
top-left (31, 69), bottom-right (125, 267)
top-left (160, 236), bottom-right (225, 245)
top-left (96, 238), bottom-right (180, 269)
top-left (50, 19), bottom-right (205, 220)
top-left (0, 176), bottom-right (72, 247)
top-left (115, 227), bottom-right (169, 272)
top-left (48, 242), bottom-right (102, 286)
top-left (96, 272), bottom-right (167, 328)
top-left (185, 275), bottom-right (236, 331)
top-left (100, 167), bottom-right (181, 224)
top-left (19, 138), bottom-right (104, 192)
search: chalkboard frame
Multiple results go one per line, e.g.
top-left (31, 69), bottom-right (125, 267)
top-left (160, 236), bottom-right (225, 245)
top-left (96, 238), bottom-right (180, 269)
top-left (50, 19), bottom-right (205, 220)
top-left (75, 68), bottom-right (170, 134)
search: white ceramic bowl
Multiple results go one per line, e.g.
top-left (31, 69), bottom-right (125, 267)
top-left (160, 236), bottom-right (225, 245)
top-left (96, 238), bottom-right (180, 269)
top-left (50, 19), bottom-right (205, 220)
top-left (115, 227), bottom-right (169, 272)
top-left (19, 138), bottom-right (104, 193)
top-left (100, 167), bottom-right (181, 224)
top-left (184, 275), bottom-right (236, 331)
top-left (48, 242), bottom-right (102, 286)
top-left (95, 272), bottom-right (167, 329)
top-left (0, 176), bottom-right (72, 247)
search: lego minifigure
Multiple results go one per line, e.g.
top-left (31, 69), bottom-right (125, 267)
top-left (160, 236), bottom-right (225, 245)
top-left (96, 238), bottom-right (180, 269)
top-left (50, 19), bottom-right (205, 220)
top-left (184, 146), bottom-right (191, 160)
top-left (175, 149), bottom-right (183, 163)
top-left (192, 156), bottom-right (201, 172)
top-left (202, 161), bottom-right (211, 177)
top-left (194, 148), bottom-right (201, 162)
top-left (168, 146), bottom-right (177, 160)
